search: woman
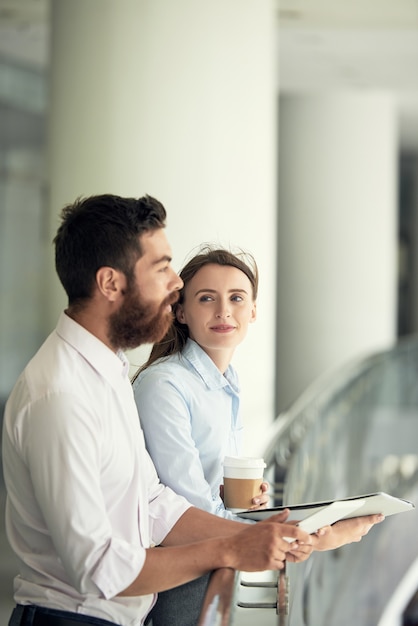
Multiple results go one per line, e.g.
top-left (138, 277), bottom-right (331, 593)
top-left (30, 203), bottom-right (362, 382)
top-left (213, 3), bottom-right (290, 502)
top-left (133, 246), bottom-right (266, 626)
top-left (133, 246), bottom-right (264, 519)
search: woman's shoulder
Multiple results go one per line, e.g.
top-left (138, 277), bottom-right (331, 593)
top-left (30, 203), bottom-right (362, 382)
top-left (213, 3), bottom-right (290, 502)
top-left (133, 353), bottom-right (190, 389)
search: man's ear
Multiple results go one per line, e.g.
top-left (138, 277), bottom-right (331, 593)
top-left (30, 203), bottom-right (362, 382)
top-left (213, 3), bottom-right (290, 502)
top-left (176, 304), bottom-right (186, 324)
top-left (96, 267), bottom-right (125, 302)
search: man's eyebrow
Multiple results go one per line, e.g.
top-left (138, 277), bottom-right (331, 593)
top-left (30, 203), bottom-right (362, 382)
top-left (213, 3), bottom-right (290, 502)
top-left (151, 255), bottom-right (172, 266)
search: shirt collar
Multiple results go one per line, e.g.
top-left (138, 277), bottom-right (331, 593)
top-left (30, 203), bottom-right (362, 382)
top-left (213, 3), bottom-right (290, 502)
top-left (56, 312), bottom-right (130, 388)
top-left (182, 339), bottom-right (240, 394)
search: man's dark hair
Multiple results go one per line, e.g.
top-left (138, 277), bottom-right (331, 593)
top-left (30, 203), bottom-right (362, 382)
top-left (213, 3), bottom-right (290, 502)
top-left (54, 194), bottom-right (166, 305)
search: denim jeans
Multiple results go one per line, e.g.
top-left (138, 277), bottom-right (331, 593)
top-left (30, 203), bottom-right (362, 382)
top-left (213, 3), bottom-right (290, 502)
top-left (9, 605), bottom-right (118, 626)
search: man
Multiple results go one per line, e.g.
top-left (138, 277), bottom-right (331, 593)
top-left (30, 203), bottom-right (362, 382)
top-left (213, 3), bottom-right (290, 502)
top-left (2, 194), bottom-right (382, 626)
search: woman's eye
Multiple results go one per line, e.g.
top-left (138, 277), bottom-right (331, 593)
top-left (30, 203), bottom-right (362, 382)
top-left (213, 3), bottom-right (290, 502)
top-left (231, 295), bottom-right (244, 302)
top-left (199, 295), bottom-right (214, 302)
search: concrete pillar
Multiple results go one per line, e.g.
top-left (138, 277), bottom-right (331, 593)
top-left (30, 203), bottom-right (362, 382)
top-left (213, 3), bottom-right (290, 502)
top-left (277, 93), bottom-right (398, 412)
top-left (47, 0), bottom-right (277, 451)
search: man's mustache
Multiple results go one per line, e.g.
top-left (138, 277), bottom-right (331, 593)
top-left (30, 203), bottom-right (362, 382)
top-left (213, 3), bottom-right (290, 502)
top-left (160, 290), bottom-right (180, 309)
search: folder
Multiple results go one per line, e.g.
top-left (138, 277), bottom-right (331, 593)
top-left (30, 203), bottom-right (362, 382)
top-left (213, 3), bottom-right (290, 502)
top-left (237, 491), bottom-right (415, 524)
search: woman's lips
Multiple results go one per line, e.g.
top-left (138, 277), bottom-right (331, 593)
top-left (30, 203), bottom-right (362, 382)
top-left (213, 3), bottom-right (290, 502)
top-left (210, 325), bottom-right (235, 332)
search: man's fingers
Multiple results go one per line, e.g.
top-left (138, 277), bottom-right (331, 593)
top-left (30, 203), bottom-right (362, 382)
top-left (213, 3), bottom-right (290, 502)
top-left (261, 509), bottom-right (290, 523)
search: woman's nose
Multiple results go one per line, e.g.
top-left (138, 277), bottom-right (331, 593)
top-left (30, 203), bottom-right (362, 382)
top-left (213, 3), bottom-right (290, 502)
top-left (215, 303), bottom-right (231, 318)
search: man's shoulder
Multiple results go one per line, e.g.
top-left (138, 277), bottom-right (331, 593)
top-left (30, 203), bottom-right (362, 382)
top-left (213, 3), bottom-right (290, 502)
top-left (19, 329), bottom-right (105, 402)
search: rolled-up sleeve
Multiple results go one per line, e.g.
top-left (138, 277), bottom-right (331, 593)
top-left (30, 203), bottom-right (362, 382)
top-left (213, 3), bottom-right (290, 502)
top-left (148, 485), bottom-right (192, 547)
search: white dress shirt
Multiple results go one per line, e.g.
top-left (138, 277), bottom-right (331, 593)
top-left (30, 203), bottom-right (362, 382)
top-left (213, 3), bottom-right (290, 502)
top-left (2, 312), bottom-right (191, 625)
top-left (133, 339), bottom-right (244, 521)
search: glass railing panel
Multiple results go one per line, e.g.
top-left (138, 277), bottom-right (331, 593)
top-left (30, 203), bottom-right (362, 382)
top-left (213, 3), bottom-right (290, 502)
top-left (270, 338), bottom-right (418, 626)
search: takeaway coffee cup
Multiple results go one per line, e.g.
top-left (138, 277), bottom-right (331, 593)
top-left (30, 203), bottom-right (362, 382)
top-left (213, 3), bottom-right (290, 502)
top-left (223, 456), bottom-right (266, 512)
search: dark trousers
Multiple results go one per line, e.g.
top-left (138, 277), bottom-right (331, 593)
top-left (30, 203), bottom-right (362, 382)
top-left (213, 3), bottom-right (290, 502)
top-left (146, 574), bottom-right (210, 626)
top-left (9, 605), bottom-right (118, 626)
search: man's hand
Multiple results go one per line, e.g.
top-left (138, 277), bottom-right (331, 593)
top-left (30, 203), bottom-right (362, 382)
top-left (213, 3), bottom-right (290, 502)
top-left (223, 510), bottom-right (313, 572)
top-left (271, 510), bottom-right (314, 563)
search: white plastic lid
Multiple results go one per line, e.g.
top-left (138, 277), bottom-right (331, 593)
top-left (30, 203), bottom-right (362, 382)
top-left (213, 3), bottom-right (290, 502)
top-left (223, 456), bottom-right (266, 469)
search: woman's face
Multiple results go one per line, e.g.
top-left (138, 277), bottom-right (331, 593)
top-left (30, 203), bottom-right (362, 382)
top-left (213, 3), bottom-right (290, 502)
top-left (176, 263), bottom-right (256, 361)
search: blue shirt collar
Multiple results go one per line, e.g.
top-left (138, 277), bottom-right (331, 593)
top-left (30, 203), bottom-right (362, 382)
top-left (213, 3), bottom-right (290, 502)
top-left (182, 339), bottom-right (240, 394)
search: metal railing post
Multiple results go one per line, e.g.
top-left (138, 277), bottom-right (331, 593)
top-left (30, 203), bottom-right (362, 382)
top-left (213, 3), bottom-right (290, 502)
top-left (197, 567), bottom-right (239, 626)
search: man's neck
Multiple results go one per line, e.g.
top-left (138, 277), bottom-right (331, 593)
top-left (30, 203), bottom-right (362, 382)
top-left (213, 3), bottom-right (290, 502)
top-left (65, 305), bottom-right (116, 352)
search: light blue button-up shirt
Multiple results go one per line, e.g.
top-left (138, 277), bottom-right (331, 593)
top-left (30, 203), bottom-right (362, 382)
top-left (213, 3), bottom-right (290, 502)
top-left (133, 339), bottom-right (244, 520)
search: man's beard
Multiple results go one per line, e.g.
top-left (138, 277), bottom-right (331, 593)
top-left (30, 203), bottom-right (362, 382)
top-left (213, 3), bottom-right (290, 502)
top-left (108, 284), bottom-right (179, 351)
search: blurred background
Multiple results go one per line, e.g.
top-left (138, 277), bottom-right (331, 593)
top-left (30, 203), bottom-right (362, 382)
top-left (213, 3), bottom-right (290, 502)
top-left (0, 1), bottom-right (418, 623)
top-left (1, 0), bottom-right (418, 443)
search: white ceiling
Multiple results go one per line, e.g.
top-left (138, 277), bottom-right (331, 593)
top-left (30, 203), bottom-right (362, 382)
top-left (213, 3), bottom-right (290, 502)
top-left (0, 0), bottom-right (417, 150)
top-left (278, 0), bottom-right (418, 151)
